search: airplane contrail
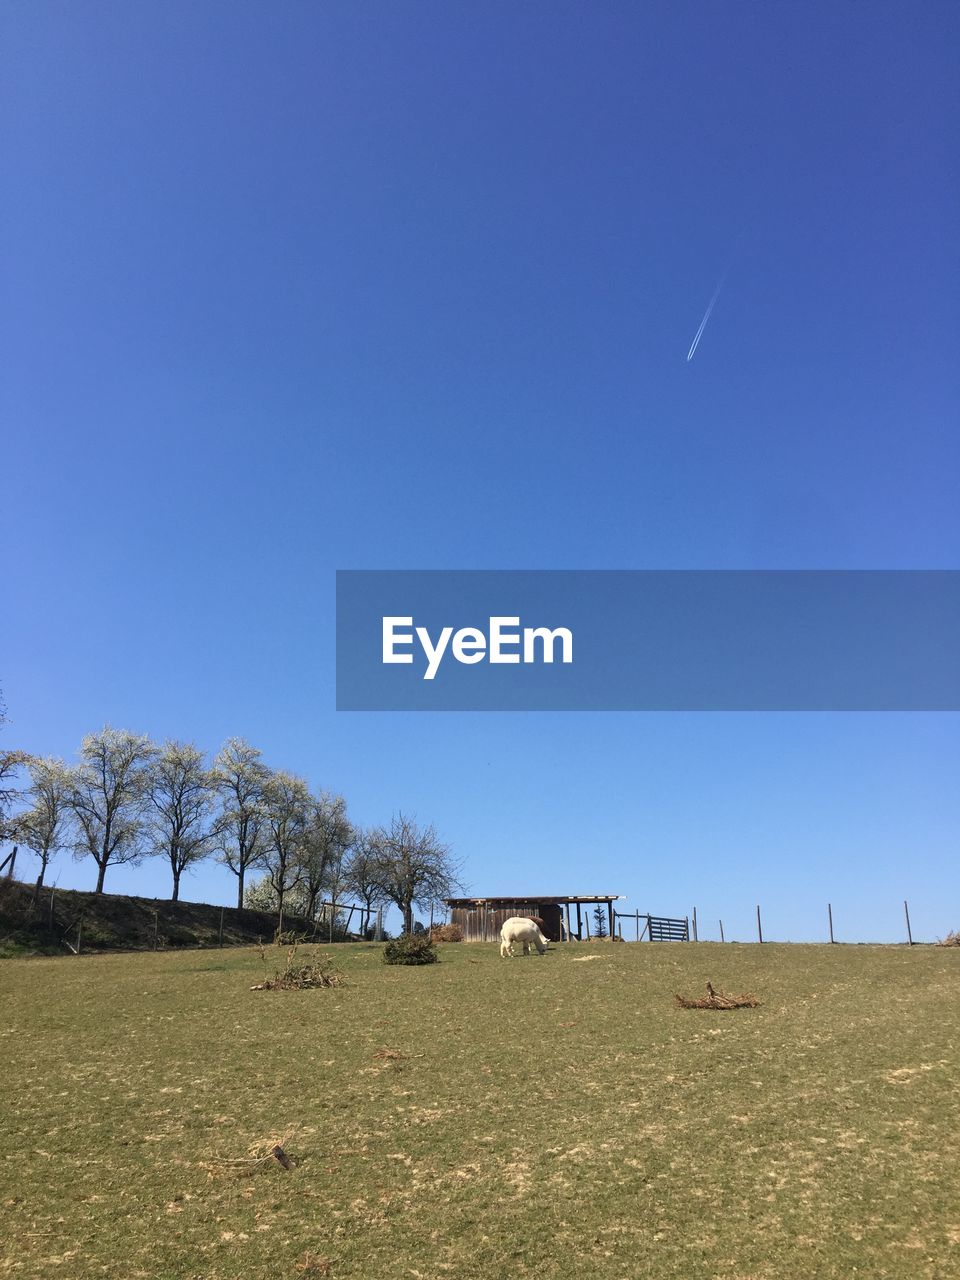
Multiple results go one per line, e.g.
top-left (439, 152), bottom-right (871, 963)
top-left (686, 269), bottom-right (728, 362)
top-left (686, 235), bottom-right (742, 362)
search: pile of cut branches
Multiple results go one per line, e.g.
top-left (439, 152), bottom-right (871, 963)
top-left (251, 942), bottom-right (344, 991)
top-left (937, 929), bottom-right (960, 947)
top-left (675, 981), bottom-right (761, 1010)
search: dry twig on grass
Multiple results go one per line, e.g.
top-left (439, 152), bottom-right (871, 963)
top-left (675, 981), bottom-right (761, 1010)
top-left (203, 1128), bottom-right (298, 1176)
top-left (295, 1253), bottom-right (332, 1277)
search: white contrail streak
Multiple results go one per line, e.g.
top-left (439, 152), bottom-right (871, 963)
top-left (686, 271), bottom-right (727, 363)
top-left (686, 232), bottom-right (743, 362)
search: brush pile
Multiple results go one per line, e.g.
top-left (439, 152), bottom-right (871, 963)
top-left (429, 923), bottom-right (463, 942)
top-left (675, 981), bottom-right (761, 1010)
top-left (251, 942), bottom-right (344, 990)
top-left (938, 930), bottom-right (960, 947)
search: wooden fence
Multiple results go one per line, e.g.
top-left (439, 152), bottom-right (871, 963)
top-left (615, 911), bottom-right (690, 942)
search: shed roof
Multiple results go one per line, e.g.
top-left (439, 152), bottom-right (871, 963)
top-left (445, 894), bottom-right (625, 906)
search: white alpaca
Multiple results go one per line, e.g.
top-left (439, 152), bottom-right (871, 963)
top-left (499, 916), bottom-right (549, 957)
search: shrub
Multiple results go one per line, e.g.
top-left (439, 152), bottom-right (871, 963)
top-left (383, 934), bottom-right (439, 966)
top-left (429, 923), bottom-right (463, 943)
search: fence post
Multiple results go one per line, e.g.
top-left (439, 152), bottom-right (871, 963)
top-left (218, 906), bottom-right (225, 948)
top-left (76, 915), bottom-right (83, 956)
top-left (154, 910), bottom-right (159, 951)
top-left (756, 905), bottom-right (763, 944)
top-left (904, 900), bottom-right (914, 946)
top-left (692, 907), bottom-right (698, 942)
top-left (647, 913), bottom-right (652, 942)
top-left (719, 919), bottom-right (725, 943)
top-left (828, 903), bottom-right (834, 944)
top-left (49, 886), bottom-right (55, 931)
top-left (375, 906), bottom-right (382, 942)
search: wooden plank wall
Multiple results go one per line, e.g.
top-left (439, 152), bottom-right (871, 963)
top-left (450, 903), bottom-right (563, 942)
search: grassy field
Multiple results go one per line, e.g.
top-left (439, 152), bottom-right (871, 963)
top-left (1, 940), bottom-right (958, 1279)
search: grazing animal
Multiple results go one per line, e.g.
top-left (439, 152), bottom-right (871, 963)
top-left (500, 916), bottom-right (549, 957)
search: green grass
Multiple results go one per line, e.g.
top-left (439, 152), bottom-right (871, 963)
top-left (1, 941), bottom-right (958, 1278)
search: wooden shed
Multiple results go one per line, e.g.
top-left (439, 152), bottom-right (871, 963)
top-left (444, 894), bottom-right (624, 943)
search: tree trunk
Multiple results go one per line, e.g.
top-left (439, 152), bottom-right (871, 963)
top-left (95, 860), bottom-right (107, 894)
top-left (403, 902), bottom-right (413, 935)
top-left (171, 872), bottom-right (180, 903)
top-left (236, 867), bottom-right (244, 910)
top-left (33, 869), bottom-right (45, 903)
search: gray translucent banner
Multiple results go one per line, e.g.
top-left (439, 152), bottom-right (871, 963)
top-left (336, 571), bottom-right (960, 711)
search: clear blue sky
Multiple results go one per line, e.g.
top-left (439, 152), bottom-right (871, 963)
top-left (3, 2), bottom-right (957, 940)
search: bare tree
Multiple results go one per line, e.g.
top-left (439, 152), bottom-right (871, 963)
top-left (344, 828), bottom-right (390, 936)
top-left (16, 757), bottom-right (70, 899)
top-left (67, 728), bottom-right (156, 893)
top-left (298, 790), bottom-right (353, 922)
top-left (211, 739), bottom-right (269, 909)
top-left (146, 741), bottom-right (214, 901)
top-left (261, 770), bottom-right (310, 920)
top-left (369, 812), bottom-right (462, 936)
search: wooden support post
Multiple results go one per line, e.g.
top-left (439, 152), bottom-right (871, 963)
top-left (584, 912), bottom-right (591, 940)
top-left (565, 903), bottom-right (572, 941)
top-left (49, 887), bottom-right (55, 931)
top-left (76, 916), bottom-right (83, 955)
top-left (685, 916), bottom-right (690, 941)
top-left (692, 907), bottom-right (698, 941)
top-left (756, 904), bottom-right (763, 944)
top-left (154, 910), bottom-right (159, 951)
top-left (635, 910), bottom-right (640, 941)
top-left (904, 900), bottom-right (914, 946)
top-left (607, 900), bottom-right (614, 941)
top-left (719, 919), bottom-right (725, 943)
top-left (375, 906), bottom-right (382, 942)
top-left (218, 906), bottom-right (225, 948)
top-left (647, 913), bottom-right (652, 942)
top-left (576, 902), bottom-right (582, 941)
top-left (828, 903), bottom-right (834, 944)
top-left (429, 903), bottom-right (434, 933)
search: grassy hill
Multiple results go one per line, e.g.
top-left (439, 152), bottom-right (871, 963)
top-left (0, 878), bottom-right (315, 957)
top-left (0, 938), bottom-right (957, 1278)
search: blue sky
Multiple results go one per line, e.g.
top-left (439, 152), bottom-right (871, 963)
top-left (3, 2), bottom-right (958, 940)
